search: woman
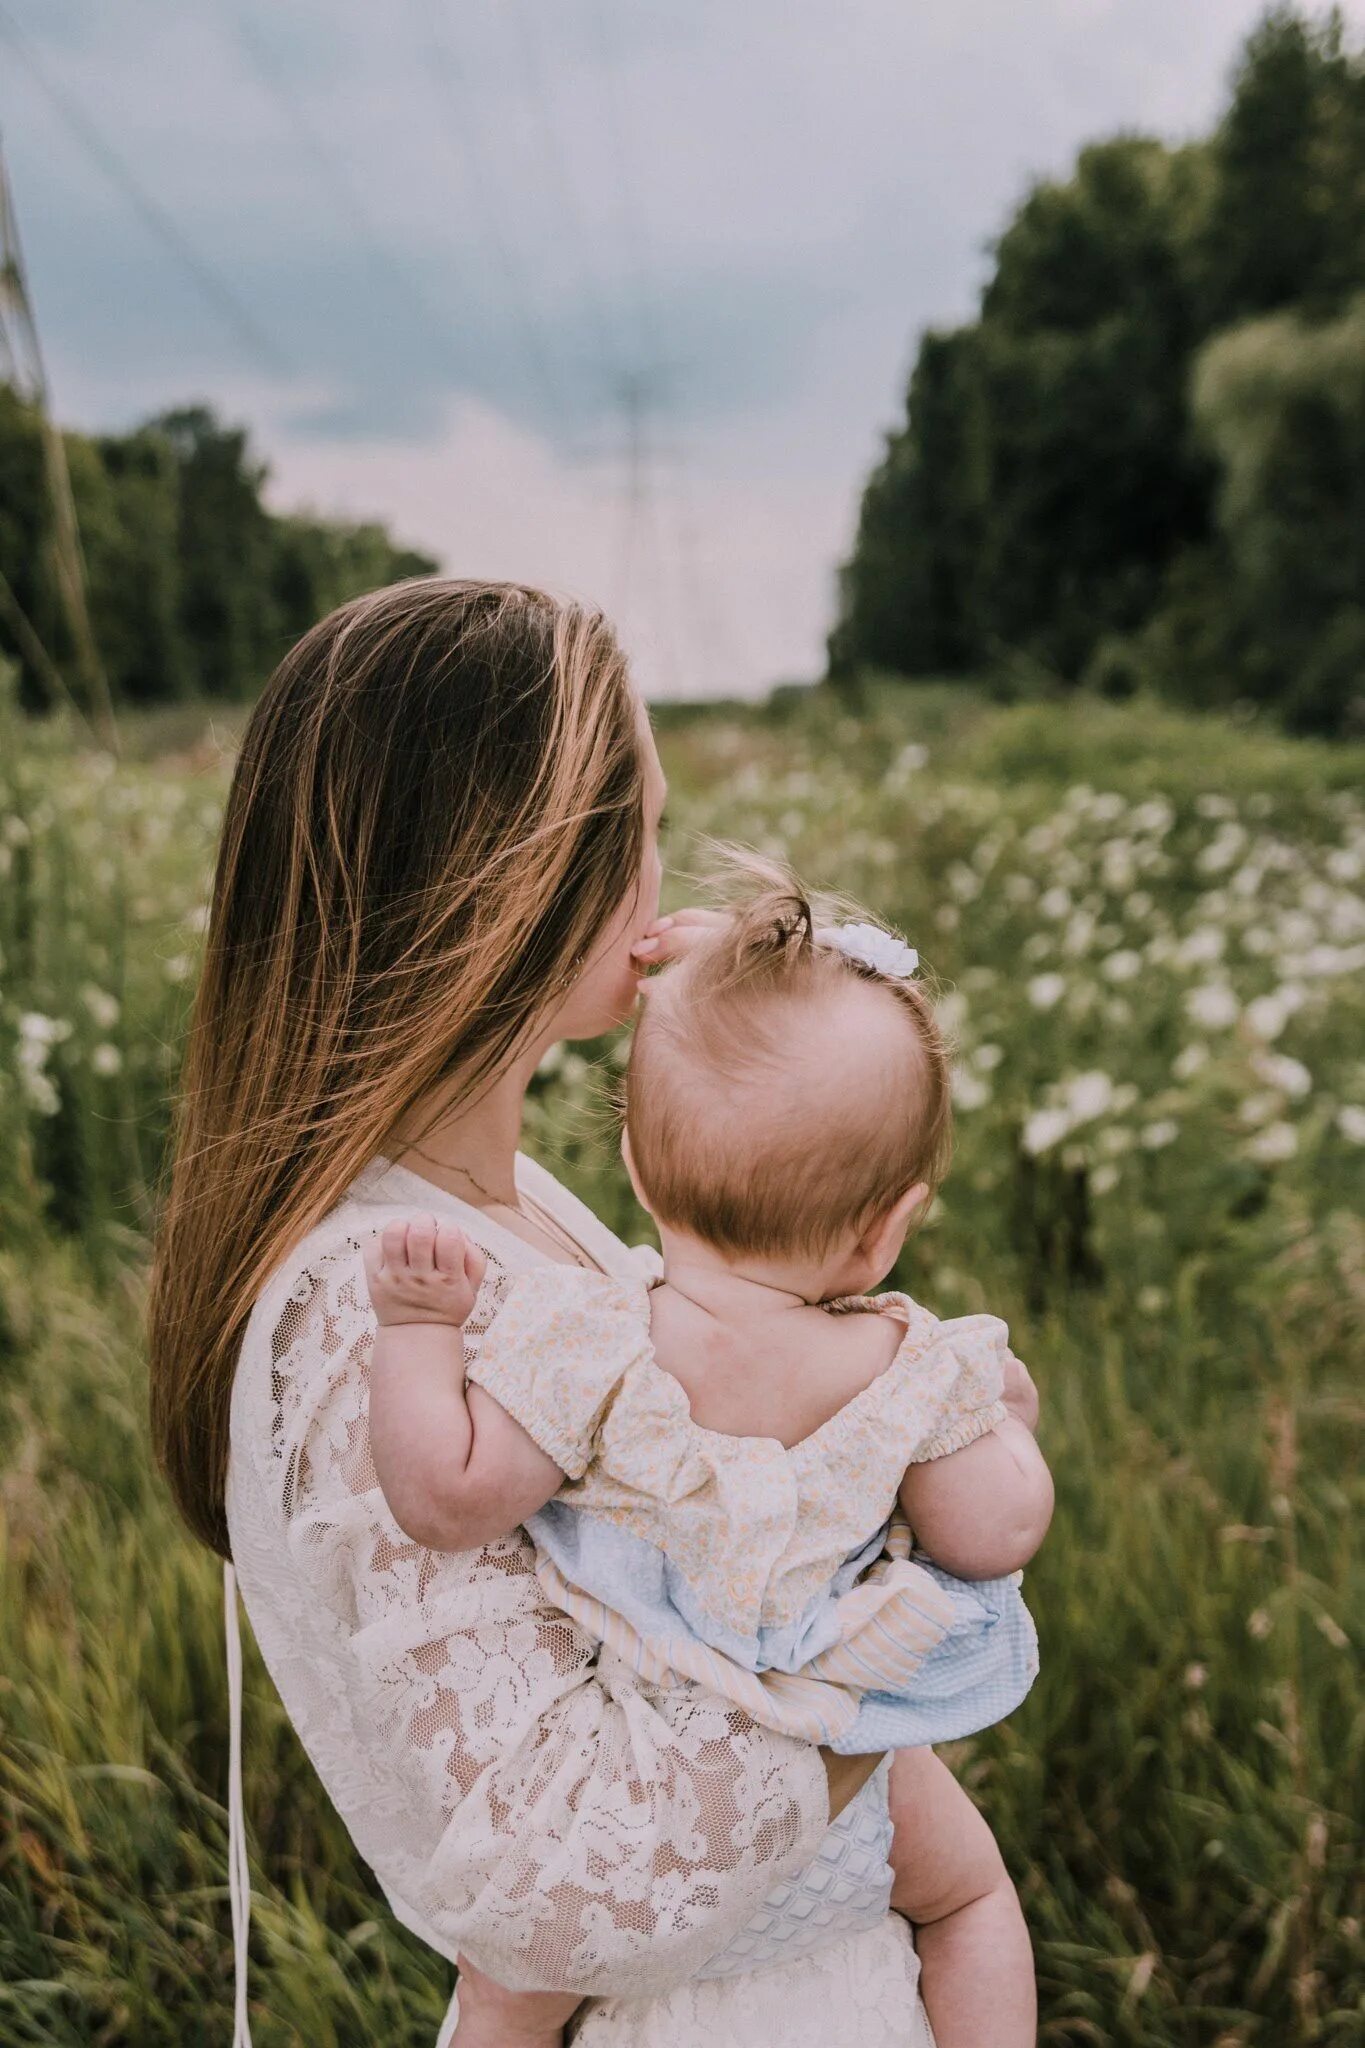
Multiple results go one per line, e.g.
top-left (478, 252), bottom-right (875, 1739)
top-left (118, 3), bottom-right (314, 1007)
top-left (149, 579), bottom-right (936, 2045)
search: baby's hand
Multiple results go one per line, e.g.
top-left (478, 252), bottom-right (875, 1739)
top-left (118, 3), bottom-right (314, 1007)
top-left (363, 1214), bottom-right (487, 1329)
top-left (630, 908), bottom-right (731, 988)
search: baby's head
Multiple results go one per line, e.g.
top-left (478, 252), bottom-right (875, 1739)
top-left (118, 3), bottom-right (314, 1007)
top-left (625, 869), bottom-right (953, 1298)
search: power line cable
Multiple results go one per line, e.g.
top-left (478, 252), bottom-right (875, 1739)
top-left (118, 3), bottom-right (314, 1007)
top-left (0, 4), bottom-right (290, 376)
top-left (0, 131), bottom-right (118, 745)
top-left (413, 0), bottom-right (571, 435)
top-left (573, 0), bottom-right (753, 698)
top-left (215, 2), bottom-right (468, 373)
top-left (501, 0), bottom-right (629, 400)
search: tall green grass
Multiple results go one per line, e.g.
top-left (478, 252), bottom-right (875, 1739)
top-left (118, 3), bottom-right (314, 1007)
top-left (2, 679), bottom-right (1362, 2044)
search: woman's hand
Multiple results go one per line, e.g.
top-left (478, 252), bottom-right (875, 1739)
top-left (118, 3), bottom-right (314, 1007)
top-left (630, 908), bottom-right (731, 989)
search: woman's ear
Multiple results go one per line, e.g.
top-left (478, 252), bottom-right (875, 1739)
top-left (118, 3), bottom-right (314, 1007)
top-left (620, 1127), bottom-right (655, 1217)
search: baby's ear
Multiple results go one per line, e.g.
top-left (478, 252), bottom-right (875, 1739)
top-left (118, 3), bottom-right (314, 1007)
top-left (895, 1181), bottom-right (932, 1233)
top-left (858, 1181), bottom-right (930, 1274)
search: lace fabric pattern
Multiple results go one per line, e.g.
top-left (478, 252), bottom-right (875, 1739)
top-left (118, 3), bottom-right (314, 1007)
top-left (225, 1161), bottom-right (930, 2034)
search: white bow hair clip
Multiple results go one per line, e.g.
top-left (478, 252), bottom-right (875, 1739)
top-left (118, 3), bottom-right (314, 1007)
top-left (814, 921), bottom-right (920, 981)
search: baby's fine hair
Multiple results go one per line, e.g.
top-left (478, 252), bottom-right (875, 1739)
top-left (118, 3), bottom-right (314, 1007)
top-left (626, 858), bottom-right (953, 1261)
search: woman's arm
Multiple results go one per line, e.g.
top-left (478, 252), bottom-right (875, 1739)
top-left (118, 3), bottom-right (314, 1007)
top-left (258, 1235), bottom-right (846, 1997)
top-left (899, 1353), bottom-right (1053, 1579)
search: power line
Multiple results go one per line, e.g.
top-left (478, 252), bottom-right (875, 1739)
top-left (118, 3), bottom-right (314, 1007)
top-left (413, 0), bottom-right (571, 435)
top-left (216, 2), bottom-right (469, 374)
top-left (0, 4), bottom-right (290, 377)
top-left (572, 0), bottom-right (751, 699)
top-left (501, 0), bottom-right (628, 401)
top-left (0, 132), bottom-right (117, 746)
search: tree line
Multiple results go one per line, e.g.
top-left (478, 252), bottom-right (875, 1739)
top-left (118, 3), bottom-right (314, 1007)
top-left (0, 396), bottom-right (436, 711)
top-left (829, 6), bottom-right (1365, 737)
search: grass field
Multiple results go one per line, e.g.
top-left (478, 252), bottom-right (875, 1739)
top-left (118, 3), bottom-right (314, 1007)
top-left (1, 673), bottom-right (1363, 2045)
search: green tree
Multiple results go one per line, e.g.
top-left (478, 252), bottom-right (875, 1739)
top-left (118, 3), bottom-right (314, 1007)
top-left (1191, 296), bottom-right (1365, 733)
top-left (831, 6), bottom-right (1365, 735)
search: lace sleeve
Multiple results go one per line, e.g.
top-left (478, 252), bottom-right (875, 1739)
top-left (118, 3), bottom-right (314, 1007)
top-left (230, 1231), bottom-right (831, 1997)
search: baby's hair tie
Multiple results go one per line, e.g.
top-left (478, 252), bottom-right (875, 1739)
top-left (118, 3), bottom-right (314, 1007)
top-left (814, 921), bottom-right (920, 981)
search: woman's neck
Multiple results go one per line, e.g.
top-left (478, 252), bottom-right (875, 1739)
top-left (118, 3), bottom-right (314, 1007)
top-left (388, 1037), bottom-right (544, 1204)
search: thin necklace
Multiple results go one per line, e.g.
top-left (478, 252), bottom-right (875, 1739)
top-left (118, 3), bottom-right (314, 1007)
top-left (408, 1147), bottom-right (604, 1274)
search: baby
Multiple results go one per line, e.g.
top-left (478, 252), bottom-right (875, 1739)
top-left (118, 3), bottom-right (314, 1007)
top-left (365, 879), bottom-right (1053, 2048)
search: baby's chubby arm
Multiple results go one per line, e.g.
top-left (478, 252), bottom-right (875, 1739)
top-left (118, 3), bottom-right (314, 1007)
top-left (364, 1215), bottom-right (566, 1553)
top-left (899, 1351), bottom-right (1054, 1580)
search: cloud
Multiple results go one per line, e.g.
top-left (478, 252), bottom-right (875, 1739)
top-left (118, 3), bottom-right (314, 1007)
top-left (10, 0), bottom-right (1365, 695)
top-left (259, 389), bottom-right (843, 700)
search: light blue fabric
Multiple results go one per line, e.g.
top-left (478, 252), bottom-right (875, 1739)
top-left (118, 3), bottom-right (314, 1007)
top-left (830, 1562), bottom-right (1039, 1754)
top-left (528, 1501), bottom-right (1039, 1752)
top-left (697, 1758), bottom-right (895, 1979)
top-left (529, 1498), bottom-right (889, 1672)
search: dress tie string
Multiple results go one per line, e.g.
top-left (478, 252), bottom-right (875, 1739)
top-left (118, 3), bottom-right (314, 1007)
top-left (224, 1561), bottom-right (253, 2048)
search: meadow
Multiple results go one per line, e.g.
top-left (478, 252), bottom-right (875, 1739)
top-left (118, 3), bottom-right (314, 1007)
top-left (1, 670), bottom-right (1363, 2045)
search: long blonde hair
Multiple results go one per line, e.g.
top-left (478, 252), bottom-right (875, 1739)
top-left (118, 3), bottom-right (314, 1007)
top-left (149, 578), bottom-right (644, 1555)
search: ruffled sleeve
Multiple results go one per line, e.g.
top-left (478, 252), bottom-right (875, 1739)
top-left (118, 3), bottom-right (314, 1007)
top-left (465, 1266), bottom-right (655, 1480)
top-left (885, 1306), bottom-right (1012, 1465)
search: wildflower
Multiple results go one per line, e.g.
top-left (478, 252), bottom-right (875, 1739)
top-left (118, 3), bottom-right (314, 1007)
top-left (1246, 1121), bottom-right (1298, 1164)
top-left (91, 1043), bottom-right (123, 1077)
top-left (1173, 1043), bottom-right (1209, 1080)
top-left (1028, 973), bottom-right (1066, 1011)
top-left (80, 984), bottom-right (120, 1030)
top-left (1186, 983), bottom-right (1239, 1031)
top-left (1064, 1071), bottom-right (1114, 1121)
top-left (972, 1043), bottom-right (1004, 1071)
top-left (1039, 886), bottom-right (1072, 920)
top-left (1140, 1120), bottom-right (1179, 1149)
top-left (1022, 1107), bottom-right (1071, 1156)
top-left (1102, 949), bottom-right (1142, 983)
top-left (1177, 926), bottom-right (1225, 967)
top-left (1091, 1163), bottom-right (1120, 1195)
top-left (1137, 1285), bottom-right (1168, 1315)
top-left (1251, 1051), bottom-right (1311, 1099)
top-left (951, 1067), bottom-right (992, 1111)
top-left (1336, 1105), bottom-right (1365, 1144)
top-left (1245, 993), bottom-right (1289, 1040)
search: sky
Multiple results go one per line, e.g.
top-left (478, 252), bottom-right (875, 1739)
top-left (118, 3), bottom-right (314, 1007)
top-left (4, 0), bottom-right (1362, 699)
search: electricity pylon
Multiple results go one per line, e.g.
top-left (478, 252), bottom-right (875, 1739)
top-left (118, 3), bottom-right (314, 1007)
top-left (0, 132), bottom-right (117, 747)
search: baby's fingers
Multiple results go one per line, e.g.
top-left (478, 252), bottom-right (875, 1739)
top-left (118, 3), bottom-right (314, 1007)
top-left (631, 908), bottom-right (731, 968)
top-left (362, 1232), bottom-right (386, 1289)
top-left (405, 1214), bottom-right (438, 1274)
top-left (433, 1220), bottom-right (468, 1275)
top-left (462, 1240), bottom-right (488, 1293)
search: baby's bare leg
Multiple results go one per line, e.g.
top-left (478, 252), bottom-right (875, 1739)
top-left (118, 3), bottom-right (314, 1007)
top-left (888, 1749), bottom-right (1035, 2048)
top-left (452, 1955), bottom-right (581, 2048)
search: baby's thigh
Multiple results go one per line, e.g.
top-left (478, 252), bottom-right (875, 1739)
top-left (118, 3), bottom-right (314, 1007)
top-left (886, 1749), bottom-right (1009, 1924)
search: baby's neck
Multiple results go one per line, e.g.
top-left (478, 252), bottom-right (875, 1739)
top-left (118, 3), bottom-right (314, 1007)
top-left (655, 1227), bottom-right (840, 1319)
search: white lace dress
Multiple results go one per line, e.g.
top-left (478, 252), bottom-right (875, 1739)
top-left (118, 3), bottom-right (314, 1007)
top-left (226, 1153), bottom-right (934, 2046)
